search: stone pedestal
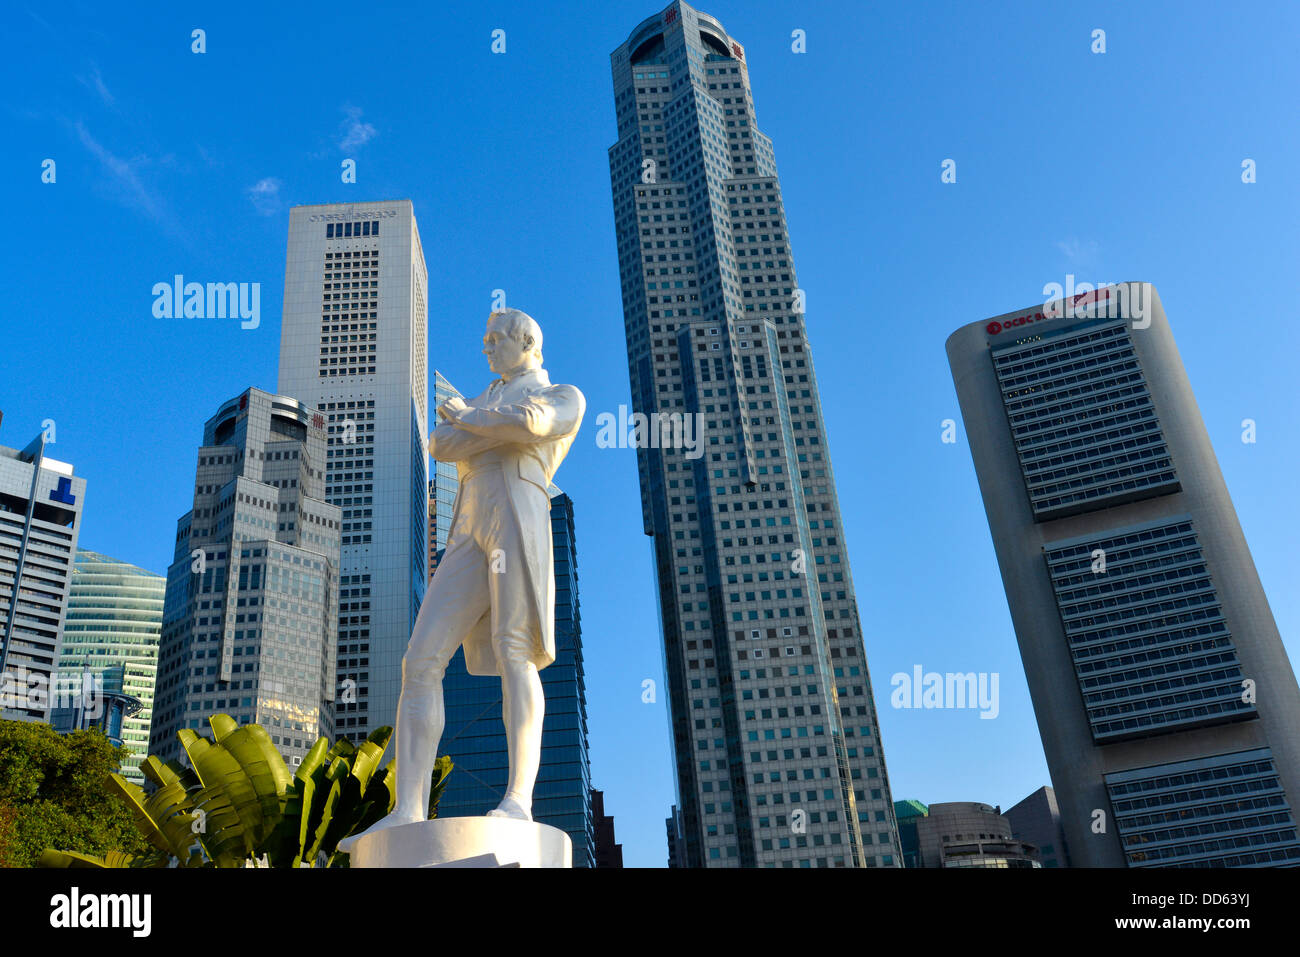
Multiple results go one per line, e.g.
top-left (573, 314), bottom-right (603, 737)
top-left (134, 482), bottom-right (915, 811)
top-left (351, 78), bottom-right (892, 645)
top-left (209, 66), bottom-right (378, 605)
top-left (344, 817), bottom-right (572, 868)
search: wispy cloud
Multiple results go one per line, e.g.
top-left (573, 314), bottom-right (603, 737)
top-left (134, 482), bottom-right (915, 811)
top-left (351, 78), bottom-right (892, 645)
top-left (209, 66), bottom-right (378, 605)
top-left (1055, 238), bottom-right (1099, 263)
top-left (338, 104), bottom-right (377, 151)
top-left (76, 63), bottom-right (115, 108)
top-left (247, 177), bottom-right (283, 216)
top-left (74, 121), bottom-right (162, 221)
top-left (27, 8), bottom-right (54, 32)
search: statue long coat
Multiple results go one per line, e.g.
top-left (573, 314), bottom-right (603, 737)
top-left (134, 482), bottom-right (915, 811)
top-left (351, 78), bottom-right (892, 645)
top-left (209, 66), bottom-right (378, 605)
top-left (428, 367), bottom-right (585, 676)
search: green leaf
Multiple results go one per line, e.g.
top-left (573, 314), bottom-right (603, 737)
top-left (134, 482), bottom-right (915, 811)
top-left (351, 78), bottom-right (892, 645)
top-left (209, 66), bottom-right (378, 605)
top-left (214, 722), bottom-right (291, 835)
top-left (263, 736), bottom-right (330, 866)
top-left (38, 848), bottom-right (109, 868)
top-left (428, 756), bottom-right (453, 817)
top-left (305, 757), bottom-right (349, 862)
top-left (104, 773), bottom-right (173, 855)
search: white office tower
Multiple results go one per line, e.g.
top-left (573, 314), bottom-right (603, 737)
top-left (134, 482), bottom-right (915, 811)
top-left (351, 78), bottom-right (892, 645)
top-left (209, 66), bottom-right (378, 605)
top-left (277, 200), bottom-right (429, 741)
top-left (0, 431), bottom-right (86, 724)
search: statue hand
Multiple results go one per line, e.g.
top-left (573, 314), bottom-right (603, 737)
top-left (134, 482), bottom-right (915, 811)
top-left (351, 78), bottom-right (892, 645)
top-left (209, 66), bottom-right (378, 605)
top-left (437, 396), bottom-right (468, 421)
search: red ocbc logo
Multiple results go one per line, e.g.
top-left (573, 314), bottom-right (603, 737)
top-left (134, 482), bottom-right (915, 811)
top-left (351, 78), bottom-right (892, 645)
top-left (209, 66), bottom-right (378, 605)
top-left (987, 286), bottom-right (1115, 337)
top-left (987, 311), bottom-right (1048, 336)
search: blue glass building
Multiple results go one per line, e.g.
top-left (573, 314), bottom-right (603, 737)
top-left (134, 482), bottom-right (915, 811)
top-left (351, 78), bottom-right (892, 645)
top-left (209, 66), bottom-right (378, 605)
top-left (56, 548), bottom-right (164, 783)
top-left (50, 663), bottom-right (142, 753)
top-left (428, 373), bottom-right (596, 867)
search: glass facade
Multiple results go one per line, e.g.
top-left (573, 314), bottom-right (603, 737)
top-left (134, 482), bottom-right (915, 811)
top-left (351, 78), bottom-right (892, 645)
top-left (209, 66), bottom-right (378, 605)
top-left (428, 372), bottom-right (460, 581)
top-left (942, 851), bottom-right (1041, 868)
top-left (608, 1), bottom-right (899, 867)
top-left (537, 493), bottom-right (594, 866)
top-left (50, 664), bottom-right (140, 751)
top-left (57, 549), bottom-right (164, 783)
top-left (1106, 749), bottom-right (1300, 867)
top-left (893, 800), bottom-right (928, 869)
top-left (1043, 517), bottom-right (1254, 743)
top-left (992, 318), bottom-right (1179, 521)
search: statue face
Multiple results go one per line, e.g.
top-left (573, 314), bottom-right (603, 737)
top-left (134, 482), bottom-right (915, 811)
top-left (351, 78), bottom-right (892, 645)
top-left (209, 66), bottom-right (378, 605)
top-left (483, 316), bottom-right (528, 376)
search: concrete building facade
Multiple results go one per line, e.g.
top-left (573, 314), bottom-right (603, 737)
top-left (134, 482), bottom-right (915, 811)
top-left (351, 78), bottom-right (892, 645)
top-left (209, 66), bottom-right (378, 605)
top-left (910, 802), bottom-right (1040, 869)
top-left (947, 282), bottom-right (1300, 867)
top-left (1005, 785), bottom-right (1070, 868)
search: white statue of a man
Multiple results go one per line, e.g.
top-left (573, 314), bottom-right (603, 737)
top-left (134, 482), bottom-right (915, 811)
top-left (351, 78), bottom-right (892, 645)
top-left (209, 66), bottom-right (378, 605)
top-left (342, 308), bottom-right (584, 850)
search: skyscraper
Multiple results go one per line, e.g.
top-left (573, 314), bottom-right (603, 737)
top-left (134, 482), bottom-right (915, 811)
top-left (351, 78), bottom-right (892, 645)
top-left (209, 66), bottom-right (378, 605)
top-left (426, 373), bottom-right (596, 866)
top-left (608, 2), bottom-right (900, 867)
top-left (57, 548), bottom-right (164, 783)
top-left (1005, 786), bottom-right (1070, 869)
top-left (428, 372), bottom-right (460, 583)
top-left (543, 491), bottom-right (596, 866)
top-left (0, 431), bottom-right (85, 724)
top-left (947, 281), bottom-right (1300, 867)
top-left (277, 200), bottom-right (429, 741)
top-left (149, 388), bottom-right (341, 768)
top-left (591, 788), bottom-right (625, 868)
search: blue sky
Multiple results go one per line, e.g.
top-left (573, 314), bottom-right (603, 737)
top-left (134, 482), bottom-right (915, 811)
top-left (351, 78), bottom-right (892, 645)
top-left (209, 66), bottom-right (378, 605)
top-left (3, 1), bottom-right (1297, 867)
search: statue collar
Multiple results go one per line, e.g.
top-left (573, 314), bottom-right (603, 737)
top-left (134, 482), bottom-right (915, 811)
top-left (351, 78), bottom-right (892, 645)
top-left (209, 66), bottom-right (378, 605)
top-left (496, 366), bottom-right (548, 389)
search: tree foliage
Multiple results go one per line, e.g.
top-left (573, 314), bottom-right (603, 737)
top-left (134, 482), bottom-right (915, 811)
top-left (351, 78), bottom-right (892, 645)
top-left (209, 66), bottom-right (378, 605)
top-left (0, 719), bottom-right (149, 868)
top-left (37, 714), bottom-right (452, 868)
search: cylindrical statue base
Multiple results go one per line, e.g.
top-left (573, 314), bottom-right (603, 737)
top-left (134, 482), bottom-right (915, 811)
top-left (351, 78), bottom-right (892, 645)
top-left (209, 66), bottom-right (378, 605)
top-left (345, 817), bottom-right (572, 868)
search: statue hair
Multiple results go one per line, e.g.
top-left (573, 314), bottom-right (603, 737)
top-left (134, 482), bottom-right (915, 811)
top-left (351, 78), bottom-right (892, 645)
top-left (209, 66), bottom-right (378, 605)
top-left (489, 308), bottom-right (543, 364)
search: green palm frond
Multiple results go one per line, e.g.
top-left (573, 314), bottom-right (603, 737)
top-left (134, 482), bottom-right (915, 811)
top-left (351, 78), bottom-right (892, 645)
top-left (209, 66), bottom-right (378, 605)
top-left (42, 714), bottom-right (450, 868)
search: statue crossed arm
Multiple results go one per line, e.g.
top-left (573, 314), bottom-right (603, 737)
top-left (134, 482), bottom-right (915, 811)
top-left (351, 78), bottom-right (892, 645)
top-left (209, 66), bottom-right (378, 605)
top-left (430, 385), bottom-right (584, 458)
top-left (340, 308), bottom-right (584, 856)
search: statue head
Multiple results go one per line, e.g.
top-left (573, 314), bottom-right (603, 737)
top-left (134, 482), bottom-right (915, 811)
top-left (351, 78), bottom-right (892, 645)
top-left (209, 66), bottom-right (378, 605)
top-left (484, 308), bottom-right (543, 377)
